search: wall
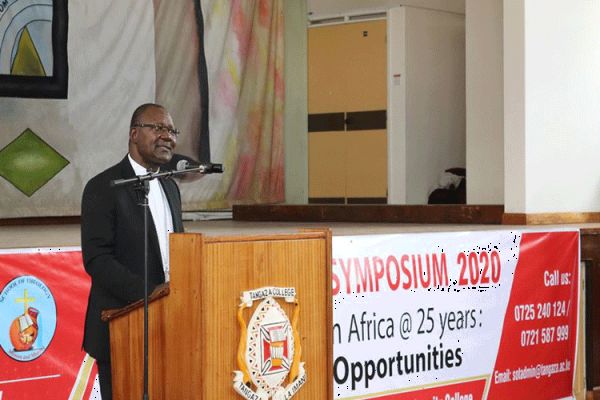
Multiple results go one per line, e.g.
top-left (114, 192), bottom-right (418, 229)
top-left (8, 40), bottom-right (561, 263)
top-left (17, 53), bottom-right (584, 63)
top-left (503, 1), bottom-right (526, 213)
top-left (504, 0), bottom-right (600, 213)
top-left (525, 0), bottom-right (600, 213)
top-left (387, 7), bottom-right (407, 203)
top-left (465, 0), bottom-right (503, 204)
top-left (388, 6), bottom-right (465, 204)
top-left (284, 0), bottom-right (309, 204)
top-left (404, 7), bottom-right (465, 204)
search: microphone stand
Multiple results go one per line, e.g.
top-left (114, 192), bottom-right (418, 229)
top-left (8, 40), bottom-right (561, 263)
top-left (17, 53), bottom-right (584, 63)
top-left (110, 165), bottom-right (221, 400)
top-left (110, 165), bottom-right (208, 188)
top-left (140, 179), bottom-right (150, 400)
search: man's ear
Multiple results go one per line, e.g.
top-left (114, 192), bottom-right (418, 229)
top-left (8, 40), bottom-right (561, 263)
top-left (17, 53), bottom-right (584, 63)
top-left (130, 127), bottom-right (138, 143)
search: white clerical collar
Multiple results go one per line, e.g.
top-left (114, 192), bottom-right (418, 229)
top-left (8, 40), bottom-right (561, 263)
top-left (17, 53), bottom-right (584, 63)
top-left (128, 154), bottom-right (159, 176)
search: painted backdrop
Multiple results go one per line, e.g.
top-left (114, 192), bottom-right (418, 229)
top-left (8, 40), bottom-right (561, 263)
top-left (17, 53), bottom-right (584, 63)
top-left (0, 0), bottom-right (285, 218)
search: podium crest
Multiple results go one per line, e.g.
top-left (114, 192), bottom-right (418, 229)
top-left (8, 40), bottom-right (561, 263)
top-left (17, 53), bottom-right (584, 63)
top-left (233, 287), bottom-right (307, 400)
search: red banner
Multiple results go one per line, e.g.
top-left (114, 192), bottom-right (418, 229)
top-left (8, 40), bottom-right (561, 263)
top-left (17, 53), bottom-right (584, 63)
top-left (0, 249), bottom-right (97, 400)
top-left (487, 231), bottom-right (579, 399)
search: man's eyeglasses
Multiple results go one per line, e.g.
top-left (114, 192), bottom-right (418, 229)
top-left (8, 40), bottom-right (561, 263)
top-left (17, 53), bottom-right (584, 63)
top-left (132, 123), bottom-right (180, 138)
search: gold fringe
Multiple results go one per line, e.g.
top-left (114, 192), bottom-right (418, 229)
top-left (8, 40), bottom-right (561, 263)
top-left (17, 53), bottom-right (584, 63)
top-left (236, 304), bottom-right (251, 383)
top-left (289, 299), bottom-right (302, 383)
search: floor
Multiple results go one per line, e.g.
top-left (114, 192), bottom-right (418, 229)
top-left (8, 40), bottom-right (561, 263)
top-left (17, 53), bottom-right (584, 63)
top-left (2, 218), bottom-right (599, 250)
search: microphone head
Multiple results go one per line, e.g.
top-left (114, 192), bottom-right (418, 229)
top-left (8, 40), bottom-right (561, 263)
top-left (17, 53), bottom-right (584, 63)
top-left (210, 164), bottom-right (224, 173)
top-left (176, 159), bottom-right (189, 171)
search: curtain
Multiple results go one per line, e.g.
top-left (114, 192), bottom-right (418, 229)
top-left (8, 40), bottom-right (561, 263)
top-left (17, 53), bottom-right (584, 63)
top-left (195, 0), bottom-right (285, 208)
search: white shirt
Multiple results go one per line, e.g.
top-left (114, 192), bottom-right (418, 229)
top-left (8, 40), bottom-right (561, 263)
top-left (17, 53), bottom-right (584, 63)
top-left (128, 155), bottom-right (174, 281)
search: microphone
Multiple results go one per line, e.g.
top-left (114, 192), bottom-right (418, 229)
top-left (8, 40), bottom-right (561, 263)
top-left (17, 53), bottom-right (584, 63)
top-left (176, 160), bottom-right (224, 174)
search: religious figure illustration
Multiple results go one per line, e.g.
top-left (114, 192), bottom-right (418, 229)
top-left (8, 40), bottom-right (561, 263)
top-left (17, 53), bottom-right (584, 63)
top-left (8, 289), bottom-right (39, 351)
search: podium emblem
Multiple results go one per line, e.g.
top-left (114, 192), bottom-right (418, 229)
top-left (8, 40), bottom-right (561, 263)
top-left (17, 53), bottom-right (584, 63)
top-left (234, 287), bottom-right (307, 400)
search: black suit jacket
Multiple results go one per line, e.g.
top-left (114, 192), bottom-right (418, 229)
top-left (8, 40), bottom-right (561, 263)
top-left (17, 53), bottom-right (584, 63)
top-left (80, 156), bottom-right (184, 361)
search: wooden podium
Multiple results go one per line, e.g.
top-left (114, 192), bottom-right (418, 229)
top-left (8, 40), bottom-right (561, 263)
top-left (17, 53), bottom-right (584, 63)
top-left (103, 230), bottom-right (333, 399)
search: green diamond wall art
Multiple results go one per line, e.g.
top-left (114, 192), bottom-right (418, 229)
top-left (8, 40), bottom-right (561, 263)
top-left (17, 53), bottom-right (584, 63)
top-left (0, 129), bottom-right (69, 196)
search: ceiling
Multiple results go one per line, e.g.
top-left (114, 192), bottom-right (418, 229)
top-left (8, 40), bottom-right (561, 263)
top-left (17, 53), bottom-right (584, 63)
top-left (307, 0), bottom-right (465, 20)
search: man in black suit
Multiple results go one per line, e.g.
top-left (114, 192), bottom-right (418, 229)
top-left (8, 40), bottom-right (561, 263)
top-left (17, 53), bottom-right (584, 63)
top-left (81, 103), bottom-right (184, 400)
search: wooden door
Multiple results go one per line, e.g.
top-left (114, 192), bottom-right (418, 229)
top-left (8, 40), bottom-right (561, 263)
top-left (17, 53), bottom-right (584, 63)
top-left (308, 20), bottom-right (387, 204)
